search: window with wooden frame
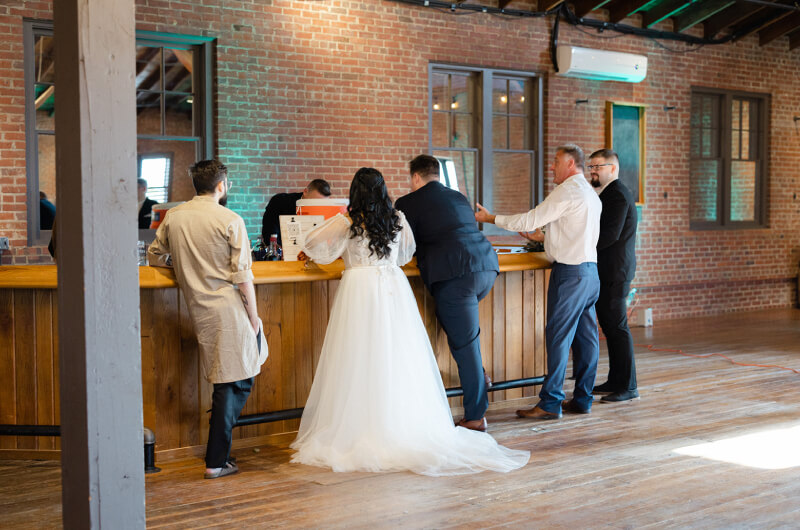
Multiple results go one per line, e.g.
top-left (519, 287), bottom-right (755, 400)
top-left (429, 64), bottom-right (543, 235)
top-left (689, 87), bottom-right (769, 230)
top-left (23, 21), bottom-right (214, 244)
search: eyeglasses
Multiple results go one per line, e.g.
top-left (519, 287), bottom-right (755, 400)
top-left (586, 163), bottom-right (614, 170)
top-left (225, 179), bottom-right (233, 192)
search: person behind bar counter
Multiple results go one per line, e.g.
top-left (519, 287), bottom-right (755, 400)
top-left (148, 160), bottom-right (268, 480)
top-left (261, 178), bottom-right (331, 245)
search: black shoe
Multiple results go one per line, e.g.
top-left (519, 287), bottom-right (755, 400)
top-left (561, 399), bottom-right (590, 414)
top-left (601, 389), bottom-right (639, 402)
top-left (593, 381), bottom-right (617, 394)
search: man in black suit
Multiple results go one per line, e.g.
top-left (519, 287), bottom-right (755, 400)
top-left (395, 155), bottom-right (499, 432)
top-left (587, 149), bottom-right (639, 402)
top-left (138, 178), bottom-right (158, 229)
top-left (261, 179), bottom-right (331, 245)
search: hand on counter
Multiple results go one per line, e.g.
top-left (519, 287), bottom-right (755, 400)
top-left (519, 229), bottom-right (545, 243)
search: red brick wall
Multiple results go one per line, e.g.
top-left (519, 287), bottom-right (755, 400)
top-left (1, 0), bottom-right (798, 319)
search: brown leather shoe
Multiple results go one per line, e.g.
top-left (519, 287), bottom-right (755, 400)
top-left (516, 405), bottom-right (562, 420)
top-left (561, 399), bottom-right (590, 414)
top-left (456, 417), bottom-right (488, 432)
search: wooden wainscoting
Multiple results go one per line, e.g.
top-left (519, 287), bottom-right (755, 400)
top-left (0, 268), bottom-right (549, 455)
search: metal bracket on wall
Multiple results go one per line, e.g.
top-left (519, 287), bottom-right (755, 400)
top-left (0, 237), bottom-right (9, 250)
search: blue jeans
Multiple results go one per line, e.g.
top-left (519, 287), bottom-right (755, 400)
top-left (539, 262), bottom-right (600, 413)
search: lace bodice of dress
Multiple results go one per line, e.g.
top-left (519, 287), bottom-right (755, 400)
top-left (302, 211), bottom-right (416, 268)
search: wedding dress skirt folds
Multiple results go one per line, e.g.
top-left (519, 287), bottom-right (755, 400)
top-left (290, 213), bottom-right (529, 476)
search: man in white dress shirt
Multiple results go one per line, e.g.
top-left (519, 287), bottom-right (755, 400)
top-left (475, 144), bottom-right (602, 419)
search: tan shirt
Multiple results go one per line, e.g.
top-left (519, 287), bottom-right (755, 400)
top-left (148, 195), bottom-right (263, 384)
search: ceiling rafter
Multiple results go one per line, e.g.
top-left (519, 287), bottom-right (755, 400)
top-left (789, 27), bottom-right (800, 49)
top-left (703, 0), bottom-right (764, 38)
top-left (672, 0), bottom-right (736, 32)
top-left (605, 0), bottom-right (649, 23)
top-left (568, 0), bottom-right (612, 18)
top-left (642, 0), bottom-right (693, 28)
top-left (758, 11), bottom-right (800, 45)
top-left (729, 6), bottom-right (794, 41)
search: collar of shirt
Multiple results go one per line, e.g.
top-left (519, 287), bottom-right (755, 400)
top-left (595, 176), bottom-right (618, 196)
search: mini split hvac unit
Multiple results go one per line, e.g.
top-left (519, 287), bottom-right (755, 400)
top-left (556, 45), bottom-right (647, 83)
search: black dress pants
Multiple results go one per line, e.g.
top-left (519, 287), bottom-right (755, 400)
top-left (430, 270), bottom-right (497, 421)
top-left (205, 377), bottom-right (254, 468)
top-left (596, 281), bottom-right (637, 392)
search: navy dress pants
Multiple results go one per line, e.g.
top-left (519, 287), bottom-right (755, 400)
top-left (539, 262), bottom-right (600, 413)
top-left (596, 281), bottom-right (637, 392)
top-left (430, 270), bottom-right (497, 421)
top-left (205, 377), bottom-right (254, 468)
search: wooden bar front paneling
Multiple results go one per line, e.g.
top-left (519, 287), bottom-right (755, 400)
top-left (0, 255), bottom-right (550, 456)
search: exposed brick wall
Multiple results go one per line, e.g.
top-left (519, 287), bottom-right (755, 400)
top-left (0, 0), bottom-right (798, 318)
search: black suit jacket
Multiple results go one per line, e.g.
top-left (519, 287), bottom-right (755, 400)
top-left (597, 179), bottom-right (638, 284)
top-left (138, 198), bottom-right (158, 229)
top-left (395, 181), bottom-right (498, 288)
top-left (261, 192), bottom-right (303, 245)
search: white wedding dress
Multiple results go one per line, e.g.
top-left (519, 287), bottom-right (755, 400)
top-left (290, 212), bottom-right (529, 476)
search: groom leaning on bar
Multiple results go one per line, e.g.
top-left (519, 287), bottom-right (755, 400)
top-left (395, 154), bottom-right (499, 432)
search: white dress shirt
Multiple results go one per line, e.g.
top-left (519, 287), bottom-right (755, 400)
top-left (495, 173), bottom-right (602, 265)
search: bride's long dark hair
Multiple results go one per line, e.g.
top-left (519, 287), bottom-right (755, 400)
top-left (348, 167), bottom-right (401, 259)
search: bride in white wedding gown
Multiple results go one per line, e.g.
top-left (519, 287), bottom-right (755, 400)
top-left (290, 168), bottom-right (529, 476)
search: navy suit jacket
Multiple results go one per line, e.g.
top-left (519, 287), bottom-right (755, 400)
top-left (395, 181), bottom-right (498, 289)
top-left (597, 179), bottom-right (637, 284)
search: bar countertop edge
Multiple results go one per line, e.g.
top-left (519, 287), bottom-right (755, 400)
top-left (0, 252), bottom-right (553, 289)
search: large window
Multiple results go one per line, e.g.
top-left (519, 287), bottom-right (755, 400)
top-left (689, 87), bottom-right (768, 230)
top-left (429, 65), bottom-right (543, 235)
top-left (24, 21), bottom-right (214, 244)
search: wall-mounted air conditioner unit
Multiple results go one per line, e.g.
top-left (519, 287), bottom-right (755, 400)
top-left (556, 45), bottom-right (647, 83)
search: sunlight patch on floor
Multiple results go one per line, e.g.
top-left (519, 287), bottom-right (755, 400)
top-left (673, 425), bottom-right (800, 470)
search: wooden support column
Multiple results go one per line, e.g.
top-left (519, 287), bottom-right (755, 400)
top-left (53, 0), bottom-right (145, 527)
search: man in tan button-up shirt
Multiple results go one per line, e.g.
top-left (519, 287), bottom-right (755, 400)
top-left (149, 160), bottom-right (266, 479)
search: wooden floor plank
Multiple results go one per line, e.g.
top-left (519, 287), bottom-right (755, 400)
top-left (2, 308), bottom-right (799, 528)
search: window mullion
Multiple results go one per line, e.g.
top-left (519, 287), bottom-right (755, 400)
top-left (480, 72), bottom-right (493, 212)
top-left (719, 93), bottom-right (730, 226)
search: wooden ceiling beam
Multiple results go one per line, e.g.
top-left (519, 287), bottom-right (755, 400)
top-left (758, 11), bottom-right (800, 45)
top-left (642, 0), bottom-right (693, 28)
top-left (789, 27), bottom-right (800, 49)
top-left (606, 0), bottom-right (649, 23)
top-left (729, 7), bottom-right (793, 41)
top-left (540, 1), bottom-right (565, 9)
top-left (568, 0), bottom-right (612, 18)
top-left (703, 0), bottom-right (764, 38)
top-left (672, 0), bottom-right (736, 32)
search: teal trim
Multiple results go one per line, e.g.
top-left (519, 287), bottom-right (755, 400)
top-left (135, 30), bottom-right (215, 46)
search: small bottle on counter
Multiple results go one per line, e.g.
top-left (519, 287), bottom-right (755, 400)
top-left (252, 236), bottom-right (267, 262)
top-left (268, 234), bottom-right (282, 261)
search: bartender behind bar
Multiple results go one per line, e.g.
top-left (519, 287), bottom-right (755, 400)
top-left (261, 179), bottom-right (331, 246)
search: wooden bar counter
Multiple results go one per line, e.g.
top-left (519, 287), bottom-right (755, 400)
top-left (0, 253), bottom-right (551, 460)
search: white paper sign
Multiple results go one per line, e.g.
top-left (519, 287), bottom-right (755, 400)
top-left (279, 214), bottom-right (325, 261)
